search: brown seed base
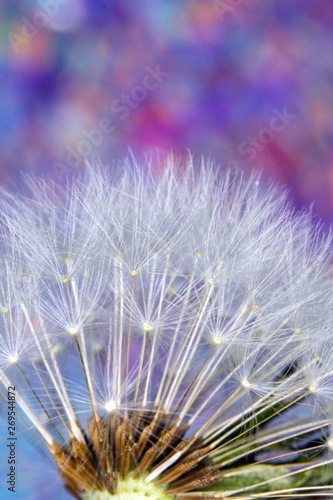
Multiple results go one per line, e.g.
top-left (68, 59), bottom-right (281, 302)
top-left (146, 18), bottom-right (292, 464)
top-left (53, 410), bottom-right (219, 498)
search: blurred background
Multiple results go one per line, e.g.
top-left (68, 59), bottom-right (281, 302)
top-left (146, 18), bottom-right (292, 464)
top-left (0, 1), bottom-right (333, 498)
top-left (1, 1), bottom-right (333, 222)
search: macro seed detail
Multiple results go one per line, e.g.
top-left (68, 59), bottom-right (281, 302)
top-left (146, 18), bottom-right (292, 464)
top-left (1, 160), bottom-right (333, 499)
top-left (55, 410), bottom-right (214, 498)
top-left (82, 473), bottom-right (170, 500)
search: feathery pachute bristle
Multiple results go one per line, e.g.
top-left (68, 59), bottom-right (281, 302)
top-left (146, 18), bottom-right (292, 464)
top-left (0, 158), bottom-right (333, 498)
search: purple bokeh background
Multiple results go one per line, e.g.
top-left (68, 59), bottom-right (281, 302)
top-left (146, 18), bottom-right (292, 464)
top-left (1, 0), bottom-right (333, 222)
top-left (1, 1), bottom-right (333, 498)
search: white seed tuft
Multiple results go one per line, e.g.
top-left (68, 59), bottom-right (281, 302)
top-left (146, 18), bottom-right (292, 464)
top-left (0, 157), bottom-right (332, 498)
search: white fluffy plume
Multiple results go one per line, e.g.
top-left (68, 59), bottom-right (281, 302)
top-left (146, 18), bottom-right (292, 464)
top-left (0, 157), bottom-right (333, 499)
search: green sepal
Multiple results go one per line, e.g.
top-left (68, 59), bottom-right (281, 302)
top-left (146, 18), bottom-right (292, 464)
top-left (206, 463), bottom-right (332, 498)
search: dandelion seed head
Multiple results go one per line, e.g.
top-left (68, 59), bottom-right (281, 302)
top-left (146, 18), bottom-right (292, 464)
top-left (0, 156), bottom-right (333, 499)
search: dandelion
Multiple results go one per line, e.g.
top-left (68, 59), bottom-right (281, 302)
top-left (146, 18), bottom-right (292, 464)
top-left (0, 157), bottom-right (333, 499)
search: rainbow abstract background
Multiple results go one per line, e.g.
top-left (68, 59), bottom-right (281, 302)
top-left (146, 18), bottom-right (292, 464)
top-left (1, 1), bottom-right (333, 498)
top-left (1, 1), bottom-right (333, 222)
